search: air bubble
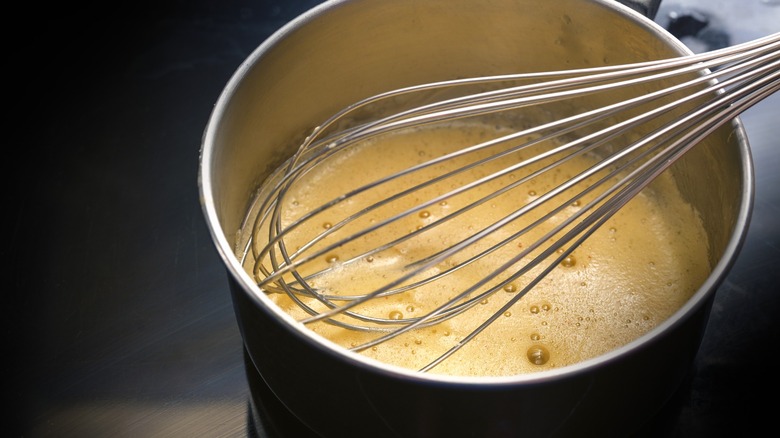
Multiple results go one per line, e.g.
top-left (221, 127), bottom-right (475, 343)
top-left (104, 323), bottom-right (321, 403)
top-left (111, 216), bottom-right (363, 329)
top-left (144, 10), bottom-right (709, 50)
top-left (325, 254), bottom-right (339, 263)
top-left (322, 222), bottom-right (332, 229)
top-left (503, 283), bottom-right (517, 293)
top-left (527, 345), bottom-right (550, 365)
top-left (419, 211), bottom-right (431, 218)
top-left (389, 310), bottom-right (403, 320)
top-left (561, 255), bottom-right (576, 267)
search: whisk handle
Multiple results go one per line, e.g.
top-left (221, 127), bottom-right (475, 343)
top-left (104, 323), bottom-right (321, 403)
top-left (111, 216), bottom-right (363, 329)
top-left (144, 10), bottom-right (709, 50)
top-left (616, 0), bottom-right (662, 19)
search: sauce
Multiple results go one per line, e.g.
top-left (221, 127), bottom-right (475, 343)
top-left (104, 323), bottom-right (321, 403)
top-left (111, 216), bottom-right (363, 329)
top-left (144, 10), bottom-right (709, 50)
top-left (243, 121), bottom-right (711, 376)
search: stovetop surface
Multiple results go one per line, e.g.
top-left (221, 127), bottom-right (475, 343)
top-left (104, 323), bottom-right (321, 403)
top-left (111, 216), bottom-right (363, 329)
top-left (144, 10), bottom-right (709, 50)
top-left (11, 1), bottom-right (779, 436)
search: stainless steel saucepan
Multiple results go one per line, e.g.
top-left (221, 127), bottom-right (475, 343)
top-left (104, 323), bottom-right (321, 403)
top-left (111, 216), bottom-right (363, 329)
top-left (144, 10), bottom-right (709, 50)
top-left (198, 0), bottom-right (752, 436)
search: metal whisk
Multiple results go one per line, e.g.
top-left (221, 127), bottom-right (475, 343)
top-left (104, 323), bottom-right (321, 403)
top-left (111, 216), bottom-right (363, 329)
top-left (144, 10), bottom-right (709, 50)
top-left (241, 32), bottom-right (779, 372)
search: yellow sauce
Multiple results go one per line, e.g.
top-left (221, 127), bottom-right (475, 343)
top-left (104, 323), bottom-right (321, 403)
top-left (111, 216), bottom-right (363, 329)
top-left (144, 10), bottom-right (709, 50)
top-left (245, 121), bottom-right (711, 377)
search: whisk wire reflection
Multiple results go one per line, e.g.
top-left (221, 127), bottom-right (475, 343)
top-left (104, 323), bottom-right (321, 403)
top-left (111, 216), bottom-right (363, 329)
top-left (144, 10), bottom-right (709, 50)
top-left (242, 32), bottom-right (780, 372)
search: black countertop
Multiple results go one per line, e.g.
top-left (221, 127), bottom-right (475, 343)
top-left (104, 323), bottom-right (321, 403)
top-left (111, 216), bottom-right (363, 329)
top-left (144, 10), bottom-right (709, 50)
top-left (11, 1), bottom-right (780, 436)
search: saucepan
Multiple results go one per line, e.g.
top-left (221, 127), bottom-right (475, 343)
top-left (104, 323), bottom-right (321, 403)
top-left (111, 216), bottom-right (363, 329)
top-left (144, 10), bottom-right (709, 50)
top-left (198, 0), bottom-right (752, 435)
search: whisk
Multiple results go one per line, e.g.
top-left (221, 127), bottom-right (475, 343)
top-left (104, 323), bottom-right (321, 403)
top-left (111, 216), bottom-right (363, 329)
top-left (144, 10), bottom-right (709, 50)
top-left (241, 32), bottom-right (780, 372)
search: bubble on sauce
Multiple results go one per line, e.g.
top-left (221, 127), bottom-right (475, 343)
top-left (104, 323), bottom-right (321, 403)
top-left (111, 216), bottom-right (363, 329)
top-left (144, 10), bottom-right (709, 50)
top-left (389, 310), bottom-right (403, 320)
top-left (560, 255), bottom-right (576, 267)
top-left (530, 305), bottom-right (540, 314)
top-left (530, 333), bottom-right (541, 341)
top-left (322, 222), bottom-right (332, 230)
top-left (503, 283), bottom-right (517, 293)
top-left (527, 345), bottom-right (550, 365)
top-left (325, 254), bottom-right (339, 263)
top-left (406, 305), bottom-right (415, 313)
top-left (419, 210), bottom-right (431, 219)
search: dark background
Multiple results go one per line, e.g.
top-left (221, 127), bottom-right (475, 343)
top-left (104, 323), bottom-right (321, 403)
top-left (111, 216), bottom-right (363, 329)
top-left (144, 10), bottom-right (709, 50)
top-left (9, 1), bottom-right (779, 436)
